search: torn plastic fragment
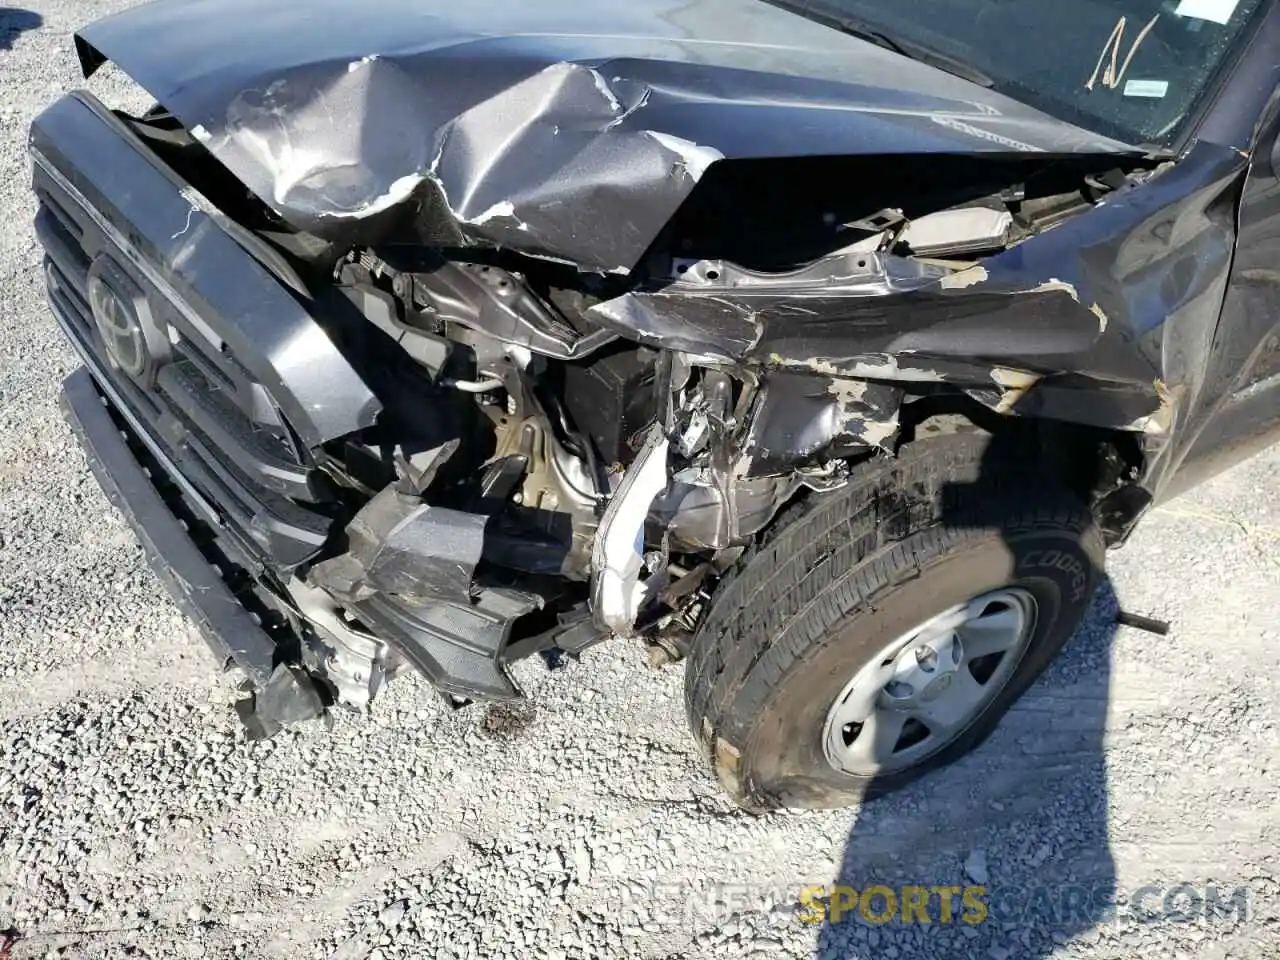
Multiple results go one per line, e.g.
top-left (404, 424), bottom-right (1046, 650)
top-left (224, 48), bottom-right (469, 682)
top-left (235, 663), bottom-right (326, 740)
top-left (309, 485), bottom-right (488, 604)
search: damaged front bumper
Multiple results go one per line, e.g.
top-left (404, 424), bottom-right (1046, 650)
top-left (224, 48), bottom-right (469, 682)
top-left (59, 369), bottom-right (327, 732)
top-left (33, 94), bottom-right (569, 715)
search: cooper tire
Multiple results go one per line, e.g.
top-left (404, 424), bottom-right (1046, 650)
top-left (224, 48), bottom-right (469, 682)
top-left (683, 433), bottom-right (1104, 811)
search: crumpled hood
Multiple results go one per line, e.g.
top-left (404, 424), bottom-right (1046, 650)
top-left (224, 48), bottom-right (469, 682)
top-left (77, 0), bottom-right (1142, 273)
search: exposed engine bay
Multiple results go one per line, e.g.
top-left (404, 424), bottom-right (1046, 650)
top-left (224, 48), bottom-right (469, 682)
top-left (183, 149), bottom-right (1151, 714)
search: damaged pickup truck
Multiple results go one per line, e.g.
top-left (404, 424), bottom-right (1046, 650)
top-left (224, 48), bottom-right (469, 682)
top-left (30, 0), bottom-right (1280, 809)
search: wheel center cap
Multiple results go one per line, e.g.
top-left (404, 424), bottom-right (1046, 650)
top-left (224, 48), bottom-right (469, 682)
top-left (919, 672), bottom-right (954, 701)
top-left (883, 634), bottom-right (964, 708)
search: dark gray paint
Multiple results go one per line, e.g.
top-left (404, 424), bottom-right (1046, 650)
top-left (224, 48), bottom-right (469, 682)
top-left (29, 0), bottom-right (1280, 711)
top-left (75, 0), bottom-right (1138, 275)
top-left (65, 0), bottom-right (1280, 518)
top-left (31, 93), bottom-right (381, 449)
top-left (591, 136), bottom-right (1272, 510)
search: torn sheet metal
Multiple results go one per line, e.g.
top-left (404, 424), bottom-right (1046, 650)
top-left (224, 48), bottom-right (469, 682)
top-left (588, 138), bottom-right (1252, 506)
top-left (586, 249), bottom-right (1114, 374)
top-left (75, 0), bottom-right (1140, 275)
top-left (589, 250), bottom-right (954, 358)
top-left (742, 373), bottom-right (903, 476)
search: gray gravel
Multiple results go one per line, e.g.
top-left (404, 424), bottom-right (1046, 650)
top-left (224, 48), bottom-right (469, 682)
top-left (1, 4), bottom-right (1278, 959)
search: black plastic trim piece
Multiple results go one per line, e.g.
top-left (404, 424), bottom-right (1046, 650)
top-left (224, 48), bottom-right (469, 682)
top-left (60, 367), bottom-right (279, 685)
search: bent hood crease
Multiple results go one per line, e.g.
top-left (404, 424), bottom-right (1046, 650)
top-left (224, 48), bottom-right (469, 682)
top-left (77, 0), bottom-right (1142, 274)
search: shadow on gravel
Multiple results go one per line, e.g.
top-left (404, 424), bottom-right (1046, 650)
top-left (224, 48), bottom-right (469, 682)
top-left (0, 8), bottom-right (41, 50)
top-left (819, 428), bottom-right (1121, 959)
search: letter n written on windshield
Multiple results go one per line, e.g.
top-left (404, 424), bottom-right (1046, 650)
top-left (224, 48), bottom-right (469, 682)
top-left (1086, 14), bottom-right (1160, 90)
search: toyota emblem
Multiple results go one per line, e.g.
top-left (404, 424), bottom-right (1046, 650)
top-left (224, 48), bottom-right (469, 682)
top-left (86, 258), bottom-right (163, 382)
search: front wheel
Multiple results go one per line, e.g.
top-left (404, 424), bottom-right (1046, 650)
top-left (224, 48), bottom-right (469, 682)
top-left (683, 434), bottom-right (1104, 811)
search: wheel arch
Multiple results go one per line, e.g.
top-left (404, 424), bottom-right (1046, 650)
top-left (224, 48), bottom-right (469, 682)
top-left (897, 392), bottom-right (1149, 544)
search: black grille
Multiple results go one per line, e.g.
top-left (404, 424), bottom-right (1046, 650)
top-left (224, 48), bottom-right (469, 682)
top-left (32, 93), bottom-right (380, 570)
top-left (36, 180), bottom-right (332, 569)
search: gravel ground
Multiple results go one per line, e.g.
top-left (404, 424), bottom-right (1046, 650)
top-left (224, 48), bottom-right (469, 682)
top-left (1, 4), bottom-right (1279, 959)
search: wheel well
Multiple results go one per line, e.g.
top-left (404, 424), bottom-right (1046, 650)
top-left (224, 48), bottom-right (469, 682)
top-left (898, 392), bottom-right (1148, 544)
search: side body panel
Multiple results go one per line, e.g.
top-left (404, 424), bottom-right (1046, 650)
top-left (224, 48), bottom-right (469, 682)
top-left (1163, 128), bottom-right (1280, 497)
top-left (1158, 5), bottom-right (1280, 499)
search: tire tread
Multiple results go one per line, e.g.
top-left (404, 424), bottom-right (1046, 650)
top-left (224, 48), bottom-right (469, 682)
top-left (683, 434), bottom-right (1099, 808)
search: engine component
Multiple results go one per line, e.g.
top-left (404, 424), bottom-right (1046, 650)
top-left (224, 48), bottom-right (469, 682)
top-left (651, 469), bottom-right (805, 551)
top-left (742, 373), bottom-right (903, 475)
top-left (470, 353), bottom-right (602, 578)
top-left (490, 414), bottom-right (594, 516)
top-left (562, 347), bottom-right (658, 466)
top-left (481, 411), bottom-right (598, 579)
top-left (898, 206), bottom-right (1014, 256)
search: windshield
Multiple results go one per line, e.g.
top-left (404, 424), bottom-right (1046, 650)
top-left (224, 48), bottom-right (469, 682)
top-left (766, 0), bottom-right (1266, 145)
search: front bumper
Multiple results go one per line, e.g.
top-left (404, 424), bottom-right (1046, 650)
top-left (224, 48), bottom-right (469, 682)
top-left (60, 367), bottom-right (280, 682)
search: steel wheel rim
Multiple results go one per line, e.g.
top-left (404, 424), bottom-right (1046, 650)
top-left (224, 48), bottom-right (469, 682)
top-left (822, 587), bottom-right (1038, 777)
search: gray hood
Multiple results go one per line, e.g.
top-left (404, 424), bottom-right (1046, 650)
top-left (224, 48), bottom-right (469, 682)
top-left (77, 0), bottom-right (1142, 273)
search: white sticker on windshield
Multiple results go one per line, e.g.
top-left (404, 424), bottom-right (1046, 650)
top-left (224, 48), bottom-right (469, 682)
top-left (1124, 78), bottom-right (1170, 98)
top-left (1174, 0), bottom-right (1239, 25)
